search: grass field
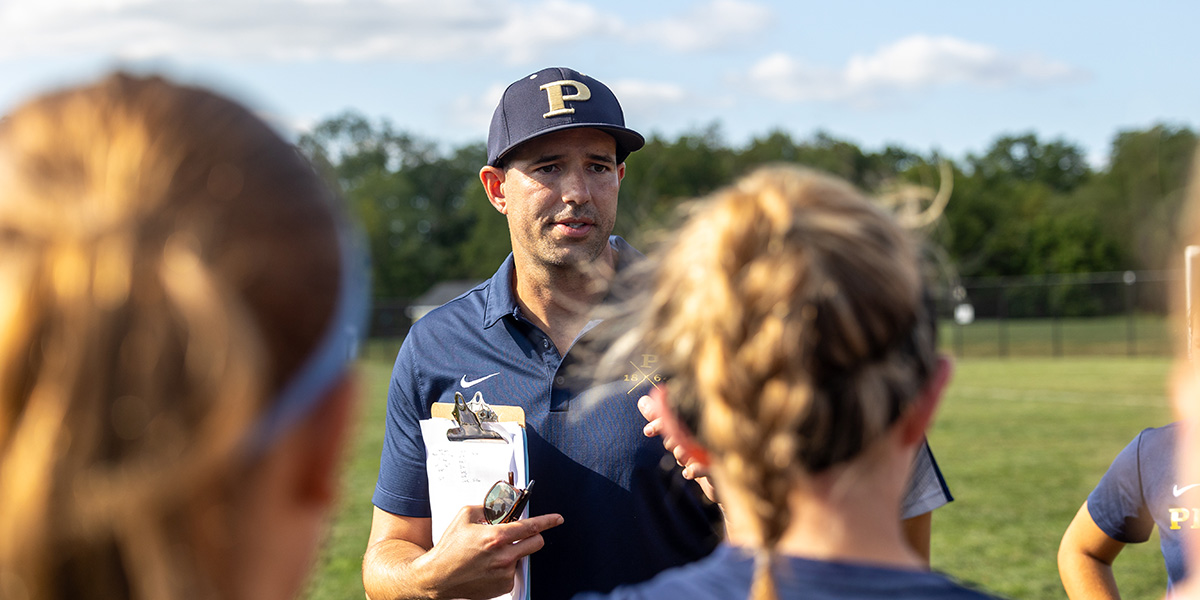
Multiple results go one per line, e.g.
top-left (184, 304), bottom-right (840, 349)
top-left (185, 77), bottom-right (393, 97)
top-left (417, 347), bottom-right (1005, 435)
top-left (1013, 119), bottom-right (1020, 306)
top-left (928, 357), bottom-right (1173, 598)
top-left (303, 348), bottom-right (1178, 600)
top-left (941, 315), bottom-right (1173, 359)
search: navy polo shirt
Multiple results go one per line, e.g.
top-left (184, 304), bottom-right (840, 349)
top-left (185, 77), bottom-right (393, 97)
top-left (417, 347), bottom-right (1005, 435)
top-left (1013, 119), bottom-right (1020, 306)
top-left (573, 544), bottom-right (998, 600)
top-left (374, 236), bottom-right (723, 600)
top-left (1088, 423), bottom-right (1191, 590)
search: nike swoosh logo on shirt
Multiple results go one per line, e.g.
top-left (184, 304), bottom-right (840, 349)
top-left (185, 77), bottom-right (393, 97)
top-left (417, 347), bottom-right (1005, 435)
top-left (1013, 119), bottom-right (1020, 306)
top-left (1173, 483), bottom-right (1200, 497)
top-left (461, 373), bottom-right (500, 388)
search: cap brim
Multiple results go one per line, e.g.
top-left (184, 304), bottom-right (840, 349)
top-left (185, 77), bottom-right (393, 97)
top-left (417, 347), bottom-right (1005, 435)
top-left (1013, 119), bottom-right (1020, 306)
top-left (490, 123), bottom-right (646, 167)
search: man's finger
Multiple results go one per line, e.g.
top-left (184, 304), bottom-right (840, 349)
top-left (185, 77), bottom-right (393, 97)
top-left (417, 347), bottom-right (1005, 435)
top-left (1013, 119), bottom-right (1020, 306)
top-left (682, 462), bottom-right (710, 480)
top-left (506, 531), bottom-right (548, 559)
top-left (637, 395), bottom-right (658, 421)
top-left (672, 443), bottom-right (690, 464)
top-left (642, 418), bottom-right (663, 438)
top-left (494, 513), bottom-right (563, 542)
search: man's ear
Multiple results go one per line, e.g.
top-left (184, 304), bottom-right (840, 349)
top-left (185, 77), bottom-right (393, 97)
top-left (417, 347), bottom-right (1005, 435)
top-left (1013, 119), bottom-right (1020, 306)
top-left (898, 355), bottom-right (953, 446)
top-left (479, 166), bottom-right (508, 215)
top-left (617, 162), bottom-right (625, 183)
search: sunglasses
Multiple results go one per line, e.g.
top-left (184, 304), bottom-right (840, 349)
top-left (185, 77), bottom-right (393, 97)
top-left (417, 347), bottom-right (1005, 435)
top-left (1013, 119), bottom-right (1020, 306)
top-left (483, 478), bottom-right (535, 525)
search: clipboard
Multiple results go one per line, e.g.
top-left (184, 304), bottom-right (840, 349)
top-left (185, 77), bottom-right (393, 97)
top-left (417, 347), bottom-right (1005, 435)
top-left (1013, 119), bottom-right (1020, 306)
top-left (421, 393), bottom-right (529, 600)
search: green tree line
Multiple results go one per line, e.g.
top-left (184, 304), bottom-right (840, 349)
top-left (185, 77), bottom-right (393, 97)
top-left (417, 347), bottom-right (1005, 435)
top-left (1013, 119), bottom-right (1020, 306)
top-left (299, 113), bottom-right (1196, 305)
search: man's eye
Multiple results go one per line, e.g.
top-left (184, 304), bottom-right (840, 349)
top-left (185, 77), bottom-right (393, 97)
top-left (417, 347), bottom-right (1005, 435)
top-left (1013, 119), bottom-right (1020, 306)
top-left (589, 164), bottom-right (610, 173)
top-left (536, 165), bottom-right (557, 174)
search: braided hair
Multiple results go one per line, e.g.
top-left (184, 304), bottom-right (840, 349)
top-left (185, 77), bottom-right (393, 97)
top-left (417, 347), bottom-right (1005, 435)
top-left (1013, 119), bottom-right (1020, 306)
top-left (634, 165), bottom-right (937, 600)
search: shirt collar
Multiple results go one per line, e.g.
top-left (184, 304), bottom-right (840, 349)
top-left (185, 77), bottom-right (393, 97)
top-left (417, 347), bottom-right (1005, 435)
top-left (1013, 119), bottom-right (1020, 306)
top-left (480, 235), bottom-right (643, 330)
top-left (482, 253), bottom-right (519, 329)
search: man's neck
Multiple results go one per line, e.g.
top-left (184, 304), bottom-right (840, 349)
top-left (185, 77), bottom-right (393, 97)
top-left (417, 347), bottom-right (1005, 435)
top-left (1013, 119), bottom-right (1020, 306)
top-left (511, 246), bottom-right (616, 354)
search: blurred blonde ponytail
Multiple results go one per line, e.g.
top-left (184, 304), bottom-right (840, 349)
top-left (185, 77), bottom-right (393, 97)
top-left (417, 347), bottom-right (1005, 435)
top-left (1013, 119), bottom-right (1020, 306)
top-left (0, 73), bottom-right (342, 600)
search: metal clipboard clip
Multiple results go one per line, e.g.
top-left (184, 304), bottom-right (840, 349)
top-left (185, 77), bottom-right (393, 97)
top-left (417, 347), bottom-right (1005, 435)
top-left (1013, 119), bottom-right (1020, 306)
top-left (446, 391), bottom-right (505, 441)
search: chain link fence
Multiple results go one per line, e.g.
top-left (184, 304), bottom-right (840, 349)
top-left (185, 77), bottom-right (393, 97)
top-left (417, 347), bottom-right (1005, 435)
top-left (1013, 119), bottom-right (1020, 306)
top-left (365, 271), bottom-right (1183, 361)
top-left (941, 270), bottom-right (1177, 358)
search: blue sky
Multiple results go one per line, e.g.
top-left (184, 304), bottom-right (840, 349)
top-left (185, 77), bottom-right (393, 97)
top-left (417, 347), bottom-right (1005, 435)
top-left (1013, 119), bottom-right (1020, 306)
top-left (1, 0), bottom-right (1195, 166)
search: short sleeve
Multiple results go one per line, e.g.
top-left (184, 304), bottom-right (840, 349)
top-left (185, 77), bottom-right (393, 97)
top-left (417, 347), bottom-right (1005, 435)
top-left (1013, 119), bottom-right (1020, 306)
top-left (901, 439), bottom-right (953, 519)
top-left (371, 342), bottom-right (435, 517)
top-left (1087, 431), bottom-right (1154, 544)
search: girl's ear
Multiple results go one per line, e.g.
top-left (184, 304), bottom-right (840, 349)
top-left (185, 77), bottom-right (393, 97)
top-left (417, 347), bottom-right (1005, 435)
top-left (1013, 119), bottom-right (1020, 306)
top-left (898, 355), bottom-right (953, 446)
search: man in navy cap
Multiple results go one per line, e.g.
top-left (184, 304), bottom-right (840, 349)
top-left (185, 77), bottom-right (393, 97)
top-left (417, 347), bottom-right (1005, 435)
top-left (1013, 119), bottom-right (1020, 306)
top-left (362, 67), bottom-right (724, 600)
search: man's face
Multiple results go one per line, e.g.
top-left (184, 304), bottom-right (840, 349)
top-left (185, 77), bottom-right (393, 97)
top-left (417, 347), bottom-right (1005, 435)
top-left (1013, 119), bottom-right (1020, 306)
top-left (492, 128), bottom-right (625, 269)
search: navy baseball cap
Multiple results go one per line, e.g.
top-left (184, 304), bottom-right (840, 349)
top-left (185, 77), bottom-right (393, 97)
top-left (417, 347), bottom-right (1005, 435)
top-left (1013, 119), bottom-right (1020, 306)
top-left (486, 67), bottom-right (645, 167)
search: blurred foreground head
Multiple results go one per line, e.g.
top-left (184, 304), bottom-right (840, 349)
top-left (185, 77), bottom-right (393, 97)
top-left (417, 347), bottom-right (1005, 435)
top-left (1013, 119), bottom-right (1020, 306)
top-left (623, 164), bottom-right (939, 599)
top-left (1175, 144), bottom-right (1200, 598)
top-left (0, 73), bottom-right (364, 600)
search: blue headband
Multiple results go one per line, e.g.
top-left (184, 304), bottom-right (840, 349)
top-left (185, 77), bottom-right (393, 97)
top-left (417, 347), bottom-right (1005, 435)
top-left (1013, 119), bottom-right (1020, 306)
top-left (243, 221), bottom-right (371, 456)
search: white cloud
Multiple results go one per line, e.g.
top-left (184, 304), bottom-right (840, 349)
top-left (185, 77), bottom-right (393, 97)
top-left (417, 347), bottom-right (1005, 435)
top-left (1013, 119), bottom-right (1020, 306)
top-left (0, 0), bottom-right (770, 63)
top-left (0, 0), bottom-right (490, 61)
top-left (0, 0), bottom-right (616, 64)
top-left (845, 35), bottom-right (1082, 89)
top-left (638, 0), bottom-right (773, 52)
top-left (495, 1), bottom-right (623, 64)
top-left (746, 53), bottom-right (845, 102)
top-left (746, 34), bottom-right (1088, 106)
top-left (609, 79), bottom-right (688, 117)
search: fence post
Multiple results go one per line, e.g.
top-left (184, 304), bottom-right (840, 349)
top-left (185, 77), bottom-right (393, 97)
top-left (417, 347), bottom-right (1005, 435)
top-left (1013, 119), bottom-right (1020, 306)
top-left (998, 285), bottom-right (1008, 358)
top-left (951, 285), bottom-right (968, 359)
top-left (1052, 314), bottom-right (1062, 357)
top-left (1124, 271), bottom-right (1137, 357)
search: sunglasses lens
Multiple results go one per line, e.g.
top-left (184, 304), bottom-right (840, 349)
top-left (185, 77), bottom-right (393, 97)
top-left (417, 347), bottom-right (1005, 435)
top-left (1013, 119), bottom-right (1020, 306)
top-left (484, 482), bottom-right (520, 524)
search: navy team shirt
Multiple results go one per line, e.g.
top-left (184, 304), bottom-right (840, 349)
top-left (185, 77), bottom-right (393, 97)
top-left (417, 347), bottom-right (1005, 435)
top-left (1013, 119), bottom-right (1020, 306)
top-left (373, 237), bottom-right (724, 600)
top-left (571, 544), bottom-right (997, 600)
top-left (1088, 423), bottom-right (1191, 590)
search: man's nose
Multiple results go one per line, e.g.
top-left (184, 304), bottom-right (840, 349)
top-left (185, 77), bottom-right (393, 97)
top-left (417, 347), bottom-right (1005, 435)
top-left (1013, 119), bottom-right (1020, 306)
top-left (560, 167), bottom-right (591, 205)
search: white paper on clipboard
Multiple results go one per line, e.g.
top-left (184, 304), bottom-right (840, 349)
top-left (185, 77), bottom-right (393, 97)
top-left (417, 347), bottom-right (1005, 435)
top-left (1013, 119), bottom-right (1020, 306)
top-left (420, 413), bottom-right (529, 600)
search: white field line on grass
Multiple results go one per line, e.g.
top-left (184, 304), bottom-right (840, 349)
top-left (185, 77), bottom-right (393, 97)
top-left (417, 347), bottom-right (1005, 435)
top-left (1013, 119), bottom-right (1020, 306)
top-left (951, 386), bottom-right (1166, 408)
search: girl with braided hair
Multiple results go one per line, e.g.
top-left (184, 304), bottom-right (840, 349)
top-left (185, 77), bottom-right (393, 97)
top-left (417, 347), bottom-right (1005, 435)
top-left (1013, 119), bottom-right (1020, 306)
top-left (577, 165), bottom-right (994, 600)
top-left (0, 73), bottom-right (367, 600)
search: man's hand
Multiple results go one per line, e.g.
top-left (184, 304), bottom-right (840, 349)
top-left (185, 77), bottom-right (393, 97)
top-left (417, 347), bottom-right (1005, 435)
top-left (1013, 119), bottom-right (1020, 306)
top-left (421, 505), bottom-right (561, 598)
top-left (363, 505), bottom-right (563, 600)
top-left (637, 393), bottom-right (717, 502)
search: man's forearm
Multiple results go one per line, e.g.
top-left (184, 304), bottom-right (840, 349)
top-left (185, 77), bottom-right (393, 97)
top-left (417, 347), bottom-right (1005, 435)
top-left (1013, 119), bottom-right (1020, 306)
top-left (363, 539), bottom-right (440, 600)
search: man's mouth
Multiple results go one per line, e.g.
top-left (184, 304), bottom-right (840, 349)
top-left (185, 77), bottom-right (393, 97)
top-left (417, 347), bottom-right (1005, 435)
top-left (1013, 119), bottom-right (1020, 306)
top-left (553, 218), bottom-right (595, 237)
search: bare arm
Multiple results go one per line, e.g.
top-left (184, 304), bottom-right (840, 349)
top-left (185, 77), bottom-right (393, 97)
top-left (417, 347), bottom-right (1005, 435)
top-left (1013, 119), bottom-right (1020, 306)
top-left (363, 506), bottom-right (563, 600)
top-left (901, 511), bottom-right (932, 565)
top-left (1058, 502), bottom-right (1125, 600)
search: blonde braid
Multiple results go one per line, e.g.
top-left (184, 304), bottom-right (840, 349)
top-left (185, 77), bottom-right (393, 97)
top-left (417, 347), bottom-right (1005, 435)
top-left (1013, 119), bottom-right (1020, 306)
top-left (634, 165), bottom-right (936, 600)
